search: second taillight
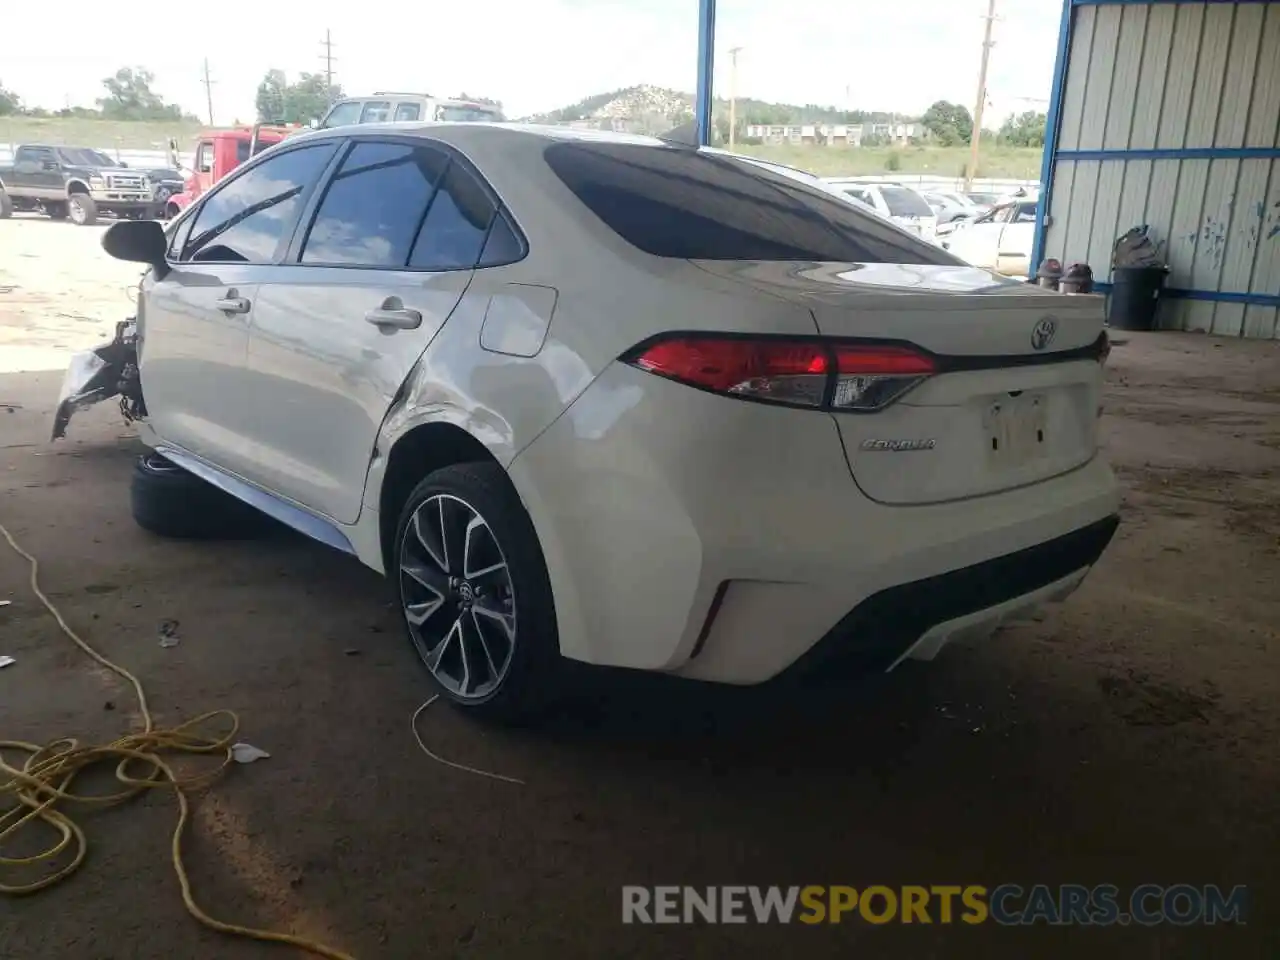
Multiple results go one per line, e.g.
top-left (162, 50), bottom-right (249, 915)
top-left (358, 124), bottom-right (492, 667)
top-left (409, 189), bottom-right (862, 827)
top-left (622, 335), bottom-right (935, 412)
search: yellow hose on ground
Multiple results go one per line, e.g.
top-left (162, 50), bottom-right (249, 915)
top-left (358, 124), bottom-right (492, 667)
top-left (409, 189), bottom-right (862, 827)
top-left (0, 518), bottom-right (356, 960)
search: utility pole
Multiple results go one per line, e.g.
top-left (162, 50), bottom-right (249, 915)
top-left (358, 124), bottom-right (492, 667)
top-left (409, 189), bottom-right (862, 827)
top-left (965, 0), bottom-right (997, 191)
top-left (201, 59), bottom-right (215, 126)
top-left (728, 46), bottom-right (743, 149)
top-left (320, 30), bottom-right (337, 104)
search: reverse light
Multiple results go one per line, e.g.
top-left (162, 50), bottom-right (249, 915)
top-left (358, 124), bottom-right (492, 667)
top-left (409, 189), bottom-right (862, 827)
top-left (622, 335), bottom-right (936, 412)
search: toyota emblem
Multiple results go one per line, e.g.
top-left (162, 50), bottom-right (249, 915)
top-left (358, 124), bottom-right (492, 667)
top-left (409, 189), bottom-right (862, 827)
top-left (1031, 317), bottom-right (1058, 351)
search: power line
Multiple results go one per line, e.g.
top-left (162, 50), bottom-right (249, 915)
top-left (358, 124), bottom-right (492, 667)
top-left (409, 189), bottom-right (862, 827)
top-left (201, 59), bottom-right (216, 126)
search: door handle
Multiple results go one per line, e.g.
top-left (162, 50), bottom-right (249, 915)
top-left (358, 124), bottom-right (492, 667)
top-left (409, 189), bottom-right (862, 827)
top-left (215, 296), bottom-right (251, 314)
top-left (365, 308), bottom-right (422, 331)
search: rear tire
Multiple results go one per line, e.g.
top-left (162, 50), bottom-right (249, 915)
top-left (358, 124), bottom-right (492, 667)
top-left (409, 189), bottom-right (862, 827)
top-left (130, 452), bottom-right (267, 540)
top-left (393, 462), bottom-right (561, 723)
top-left (0, 191), bottom-right (12, 219)
top-left (67, 193), bottom-right (98, 226)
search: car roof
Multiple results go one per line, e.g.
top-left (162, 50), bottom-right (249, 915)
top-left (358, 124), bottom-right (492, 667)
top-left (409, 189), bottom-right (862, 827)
top-left (285, 121), bottom-right (681, 151)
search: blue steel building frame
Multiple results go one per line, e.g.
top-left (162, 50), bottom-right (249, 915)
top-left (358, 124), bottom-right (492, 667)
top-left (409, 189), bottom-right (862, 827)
top-left (1032, 0), bottom-right (1280, 308)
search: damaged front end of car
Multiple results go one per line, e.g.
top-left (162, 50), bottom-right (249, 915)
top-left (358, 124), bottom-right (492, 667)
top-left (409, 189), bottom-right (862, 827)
top-left (51, 318), bottom-right (146, 440)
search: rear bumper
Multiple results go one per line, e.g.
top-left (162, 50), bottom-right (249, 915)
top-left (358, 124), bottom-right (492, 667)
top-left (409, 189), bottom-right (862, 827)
top-left (510, 362), bottom-right (1121, 684)
top-left (775, 515), bottom-right (1119, 683)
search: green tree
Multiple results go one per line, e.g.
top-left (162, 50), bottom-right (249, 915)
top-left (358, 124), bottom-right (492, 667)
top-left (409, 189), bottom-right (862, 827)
top-left (255, 69), bottom-right (288, 122)
top-left (285, 73), bottom-right (342, 123)
top-left (256, 70), bottom-right (344, 123)
top-left (97, 67), bottom-right (189, 121)
top-left (921, 100), bottom-right (973, 146)
top-left (0, 80), bottom-right (21, 117)
top-left (998, 111), bottom-right (1047, 147)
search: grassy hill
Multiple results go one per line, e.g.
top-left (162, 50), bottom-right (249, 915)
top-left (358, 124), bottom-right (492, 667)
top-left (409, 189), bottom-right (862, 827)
top-left (1, 116), bottom-right (203, 151)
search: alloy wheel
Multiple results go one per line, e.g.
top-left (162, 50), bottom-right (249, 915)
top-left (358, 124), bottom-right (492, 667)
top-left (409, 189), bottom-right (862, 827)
top-left (68, 197), bottom-right (87, 224)
top-left (399, 494), bottom-right (517, 700)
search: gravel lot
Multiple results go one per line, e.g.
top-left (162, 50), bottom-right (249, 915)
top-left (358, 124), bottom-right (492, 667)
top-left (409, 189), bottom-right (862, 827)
top-left (2, 215), bottom-right (1279, 959)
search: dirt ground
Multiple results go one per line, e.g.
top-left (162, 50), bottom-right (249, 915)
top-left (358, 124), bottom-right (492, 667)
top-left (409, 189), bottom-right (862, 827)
top-left (1, 215), bottom-right (1279, 959)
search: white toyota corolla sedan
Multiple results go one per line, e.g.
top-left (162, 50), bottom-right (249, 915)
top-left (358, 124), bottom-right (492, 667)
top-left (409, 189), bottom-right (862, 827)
top-left (79, 123), bottom-right (1120, 720)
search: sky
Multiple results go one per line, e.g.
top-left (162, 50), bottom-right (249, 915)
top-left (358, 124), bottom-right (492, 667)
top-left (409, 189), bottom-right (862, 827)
top-left (2, 0), bottom-right (1059, 125)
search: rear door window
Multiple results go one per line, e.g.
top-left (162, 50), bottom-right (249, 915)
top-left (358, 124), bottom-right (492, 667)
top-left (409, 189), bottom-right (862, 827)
top-left (183, 143), bottom-right (337, 264)
top-left (408, 163), bottom-right (497, 270)
top-left (544, 142), bottom-right (956, 264)
top-left (299, 141), bottom-right (448, 266)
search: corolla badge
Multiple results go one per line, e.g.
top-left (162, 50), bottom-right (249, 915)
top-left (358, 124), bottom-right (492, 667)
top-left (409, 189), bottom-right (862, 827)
top-left (1031, 317), bottom-right (1058, 351)
top-left (860, 438), bottom-right (937, 452)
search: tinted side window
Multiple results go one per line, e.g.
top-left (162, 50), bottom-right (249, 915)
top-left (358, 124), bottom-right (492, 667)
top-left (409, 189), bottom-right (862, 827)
top-left (323, 101), bottom-right (363, 128)
top-left (394, 102), bottom-right (422, 122)
top-left (300, 141), bottom-right (448, 267)
top-left (184, 144), bottom-right (336, 264)
top-left (478, 211), bottom-right (524, 267)
top-left (544, 143), bottom-right (959, 264)
top-left (408, 163), bottom-right (496, 270)
top-left (360, 101), bottom-right (391, 123)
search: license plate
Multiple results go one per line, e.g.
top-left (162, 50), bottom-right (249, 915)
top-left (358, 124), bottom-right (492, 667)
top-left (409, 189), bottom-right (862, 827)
top-left (983, 392), bottom-right (1048, 467)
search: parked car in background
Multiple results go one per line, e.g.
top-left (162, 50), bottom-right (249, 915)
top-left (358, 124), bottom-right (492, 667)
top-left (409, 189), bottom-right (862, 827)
top-left (965, 191), bottom-right (1002, 208)
top-left (720, 153), bottom-right (886, 218)
top-left (942, 195), bottom-right (1039, 278)
top-left (76, 126), bottom-right (1117, 721)
top-left (922, 190), bottom-right (980, 225)
top-left (318, 93), bottom-right (504, 128)
top-left (825, 178), bottom-right (938, 244)
top-left (0, 144), bottom-right (154, 224)
top-left (81, 149), bottom-right (185, 210)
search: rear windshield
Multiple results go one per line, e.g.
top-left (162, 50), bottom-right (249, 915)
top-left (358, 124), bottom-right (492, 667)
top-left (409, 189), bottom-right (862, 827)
top-left (543, 142), bottom-right (958, 264)
top-left (879, 186), bottom-right (933, 218)
top-left (434, 105), bottom-right (503, 122)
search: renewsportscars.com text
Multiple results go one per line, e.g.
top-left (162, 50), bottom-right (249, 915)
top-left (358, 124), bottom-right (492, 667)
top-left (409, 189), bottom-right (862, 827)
top-left (622, 884), bottom-right (1249, 926)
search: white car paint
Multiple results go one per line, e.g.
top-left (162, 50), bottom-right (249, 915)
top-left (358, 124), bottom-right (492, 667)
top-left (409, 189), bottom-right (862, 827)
top-left (945, 197), bottom-right (1040, 278)
top-left (114, 124), bottom-right (1117, 704)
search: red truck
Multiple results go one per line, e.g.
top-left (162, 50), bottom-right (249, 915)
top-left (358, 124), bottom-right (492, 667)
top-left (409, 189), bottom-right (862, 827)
top-left (162, 123), bottom-right (301, 218)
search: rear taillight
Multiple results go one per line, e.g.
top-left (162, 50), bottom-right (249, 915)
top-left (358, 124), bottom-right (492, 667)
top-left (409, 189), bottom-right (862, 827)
top-left (621, 335), bottom-right (935, 412)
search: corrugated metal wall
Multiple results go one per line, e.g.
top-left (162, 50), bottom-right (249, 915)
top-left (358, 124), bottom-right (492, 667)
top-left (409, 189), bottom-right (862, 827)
top-left (1040, 1), bottom-right (1280, 339)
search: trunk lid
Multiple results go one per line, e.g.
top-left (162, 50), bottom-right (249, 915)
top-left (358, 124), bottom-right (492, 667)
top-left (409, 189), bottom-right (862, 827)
top-left (690, 260), bottom-right (1106, 505)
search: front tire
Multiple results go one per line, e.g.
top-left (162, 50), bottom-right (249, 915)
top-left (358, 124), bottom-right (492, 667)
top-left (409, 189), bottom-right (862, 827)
top-left (130, 452), bottom-right (266, 540)
top-left (67, 193), bottom-right (98, 226)
top-left (394, 462), bottom-right (560, 722)
top-left (0, 191), bottom-right (12, 218)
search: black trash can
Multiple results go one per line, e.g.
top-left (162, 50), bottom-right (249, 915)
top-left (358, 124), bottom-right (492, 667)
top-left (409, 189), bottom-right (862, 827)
top-left (1108, 266), bottom-right (1167, 331)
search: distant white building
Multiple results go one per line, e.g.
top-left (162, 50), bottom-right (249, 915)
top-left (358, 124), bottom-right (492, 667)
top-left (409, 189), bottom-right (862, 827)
top-left (744, 121), bottom-right (928, 147)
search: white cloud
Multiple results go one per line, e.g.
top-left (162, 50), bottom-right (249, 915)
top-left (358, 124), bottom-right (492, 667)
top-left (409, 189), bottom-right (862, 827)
top-left (1, 0), bottom-right (1059, 124)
